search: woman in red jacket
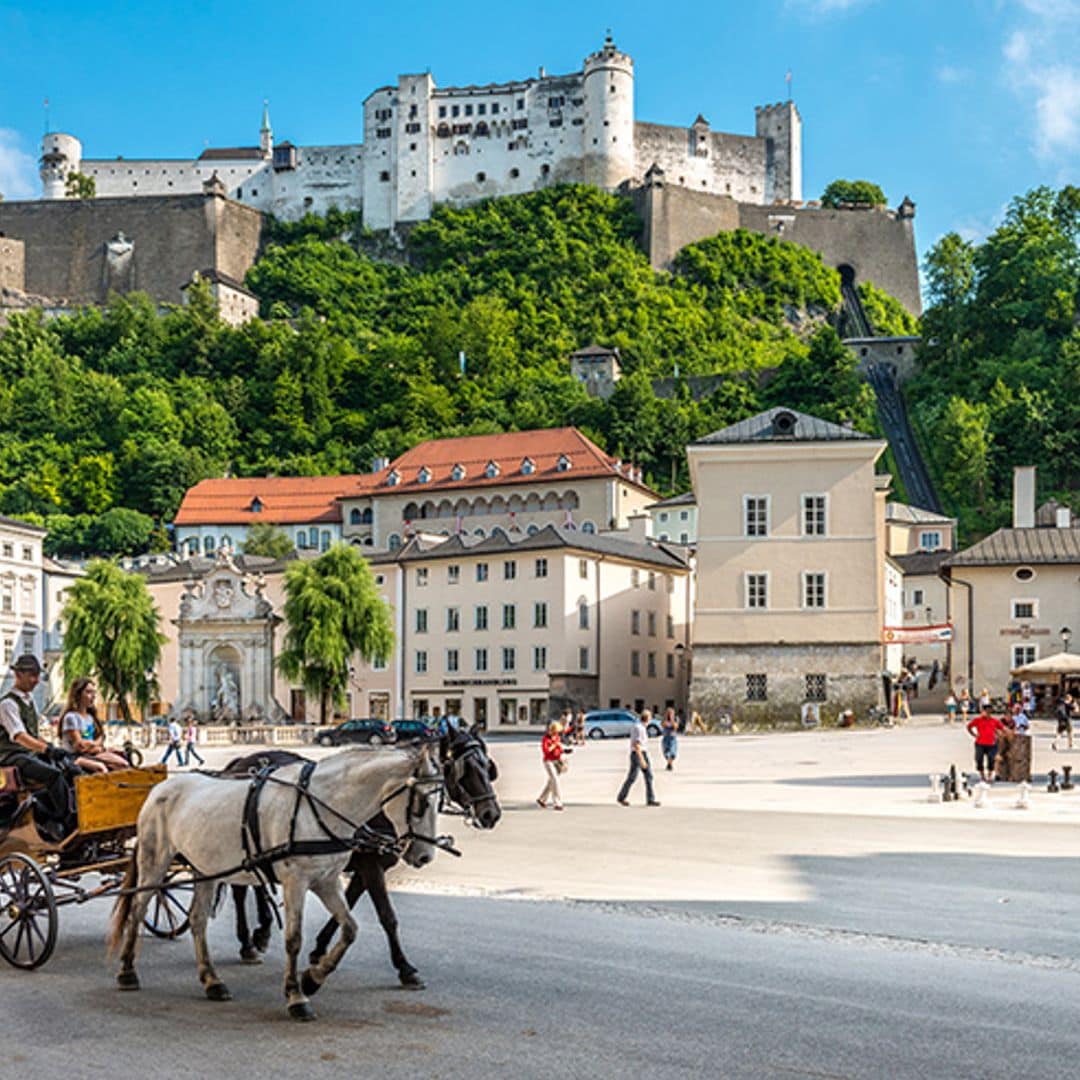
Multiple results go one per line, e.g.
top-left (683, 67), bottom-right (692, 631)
top-left (537, 720), bottom-right (567, 810)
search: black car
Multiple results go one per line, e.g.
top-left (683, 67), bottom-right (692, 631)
top-left (314, 718), bottom-right (395, 747)
top-left (391, 718), bottom-right (441, 742)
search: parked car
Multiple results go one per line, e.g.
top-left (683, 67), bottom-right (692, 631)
top-left (314, 718), bottom-right (395, 747)
top-left (391, 718), bottom-right (441, 742)
top-left (583, 709), bottom-right (661, 739)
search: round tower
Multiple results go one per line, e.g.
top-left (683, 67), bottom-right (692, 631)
top-left (39, 132), bottom-right (82, 199)
top-left (582, 33), bottom-right (634, 190)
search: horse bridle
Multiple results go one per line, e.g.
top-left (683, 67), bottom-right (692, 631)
top-left (440, 732), bottom-right (498, 825)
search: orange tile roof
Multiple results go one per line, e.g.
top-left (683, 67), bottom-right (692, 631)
top-left (173, 475), bottom-right (367, 526)
top-left (344, 427), bottom-right (653, 498)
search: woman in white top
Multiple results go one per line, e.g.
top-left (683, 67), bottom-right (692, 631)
top-left (60, 678), bottom-right (129, 771)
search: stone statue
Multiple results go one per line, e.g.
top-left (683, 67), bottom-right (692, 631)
top-left (212, 665), bottom-right (240, 721)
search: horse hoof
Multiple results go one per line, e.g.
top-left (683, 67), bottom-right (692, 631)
top-left (205, 982), bottom-right (233, 1002)
top-left (300, 970), bottom-right (322, 997)
top-left (239, 947), bottom-right (262, 965)
top-left (288, 1001), bottom-right (316, 1022)
top-left (252, 928), bottom-right (271, 953)
top-left (400, 971), bottom-right (425, 990)
top-left (117, 971), bottom-right (140, 991)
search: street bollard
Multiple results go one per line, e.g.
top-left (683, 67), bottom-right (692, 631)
top-left (1048, 769), bottom-right (1060, 793)
top-left (1015, 782), bottom-right (1031, 810)
top-left (928, 774), bottom-right (944, 803)
top-left (949, 764), bottom-right (960, 801)
top-left (1062, 765), bottom-right (1074, 791)
top-left (974, 781), bottom-right (990, 809)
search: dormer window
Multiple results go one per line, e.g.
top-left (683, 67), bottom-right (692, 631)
top-left (451, 464), bottom-right (466, 481)
top-left (248, 497), bottom-right (263, 513)
top-left (556, 454), bottom-right (572, 472)
top-left (418, 466), bottom-right (432, 484)
top-left (485, 461), bottom-right (499, 479)
top-left (387, 469), bottom-right (400, 487)
top-left (521, 457), bottom-right (535, 475)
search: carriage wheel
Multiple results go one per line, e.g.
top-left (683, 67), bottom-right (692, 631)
top-left (0, 853), bottom-right (58, 969)
top-left (144, 868), bottom-right (194, 939)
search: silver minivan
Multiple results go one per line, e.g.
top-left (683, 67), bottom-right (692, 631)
top-left (583, 709), bottom-right (661, 739)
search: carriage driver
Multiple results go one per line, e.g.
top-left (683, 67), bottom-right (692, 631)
top-left (0, 655), bottom-right (74, 840)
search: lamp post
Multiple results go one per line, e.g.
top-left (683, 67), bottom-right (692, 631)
top-left (1063, 627), bottom-right (1073, 654)
top-left (674, 642), bottom-right (687, 716)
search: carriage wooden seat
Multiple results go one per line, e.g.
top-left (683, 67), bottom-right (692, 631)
top-left (74, 765), bottom-right (167, 835)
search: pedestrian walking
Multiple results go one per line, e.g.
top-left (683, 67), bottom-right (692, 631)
top-left (161, 716), bottom-right (185, 767)
top-left (183, 717), bottom-right (205, 766)
top-left (660, 707), bottom-right (678, 771)
top-left (536, 721), bottom-right (567, 810)
top-left (616, 710), bottom-right (660, 807)
top-left (1054, 694), bottom-right (1075, 751)
top-left (573, 708), bottom-right (586, 746)
top-left (959, 689), bottom-right (972, 725)
top-left (929, 659), bottom-right (940, 692)
top-left (944, 692), bottom-right (957, 724)
top-left (688, 710), bottom-right (708, 734)
top-left (967, 707), bottom-right (1006, 782)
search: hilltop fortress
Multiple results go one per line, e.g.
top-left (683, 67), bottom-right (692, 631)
top-left (17, 36), bottom-right (918, 314)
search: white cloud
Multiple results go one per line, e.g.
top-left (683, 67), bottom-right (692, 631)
top-left (936, 65), bottom-right (969, 85)
top-left (0, 129), bottom-right (37, 201)
top-left (784, 0), bottom-right (873, 16)
top-left (1003, 0), bottom-right (1080, 158)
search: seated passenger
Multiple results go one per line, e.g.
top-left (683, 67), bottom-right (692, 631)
top-left (60, 678), bottom-right (128, 772)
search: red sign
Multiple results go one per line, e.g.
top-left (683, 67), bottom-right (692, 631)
top-left (882, 623), bottom-right (954, 645)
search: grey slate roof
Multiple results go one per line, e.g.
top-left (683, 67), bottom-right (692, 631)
top-left (395, 524), bottom-right (690, 570)
top-left (946, 528), bottom-right (1080, 568)
top-left (137, 552), bottom-right (297, 582)
top-left (648, 491), bottom-right (696, 509)
top-left (886, 502), bottom-right (955, 526)
top-left (693, 407), bottom-right (871, 445)
top-left (892, 551), bottom-right (952, 576)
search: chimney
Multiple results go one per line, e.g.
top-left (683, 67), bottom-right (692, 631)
top-left (1013, 466), bottom-right (1036, 529)
top-left (627, 513), bottom-right (650, 543)
top-left (372, 456), bottom-right (390, 473)
top-left (1057, 506), bottom-right (1072, 529)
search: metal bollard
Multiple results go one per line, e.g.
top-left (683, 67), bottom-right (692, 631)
top-left (974, 781), bottom-right (990, 809)
top-left (928, 774), bottom-right (944, 803)
top-left (1062, 765), bottom-right (1074, 791)
top-left (1048, 769), bottom-right (1060, 793)
top-left (1015, 782), bottom-right (1031, 810)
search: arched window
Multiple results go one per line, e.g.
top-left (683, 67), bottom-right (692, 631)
top-left (484, 461), bottom-right (499, 479)
top-left (581, 521), bottom-right (596, 534)
top-left (556, 454), bottom-right (571, 472)
top-left (418, 466), bottom-right (431, 484)
top-left (388, 533), bottom-right (402, 550)
top-left (220, 535), bottom-right (233, 550)
top-left (527, 524), bottom-right (539, 536)
top-left (521, 457), bottom-right (535, 475)
top-left (296, 532), bottom-right (307, 549)
top-left (204, 536), bottom-right (216, 553)
top-left (361, 507), bottom-right (372, 525)
top-left (321, 531), bottom-right (331, 550)
top-left (309, 527), bottom-right (318, 548)
top-left (349, 508), bottom-right (362, 525)
top-left (474, 528), bottom-right (486, 538)
top-left (578, 598), bottom-right (589, 630)
top-left (387, 470), bottom-right (400, 487)
top-left (451, 463), bottom-right (466, 481)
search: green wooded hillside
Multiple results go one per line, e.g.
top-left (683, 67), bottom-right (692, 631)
top-left (1, 185), bottom-right (891, 556)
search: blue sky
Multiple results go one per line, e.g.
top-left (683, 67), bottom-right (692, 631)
top-left (1, 0), bottom-right (1077, 265)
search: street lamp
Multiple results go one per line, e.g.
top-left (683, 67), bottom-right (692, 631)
top-left (1063, 627), bottom-right (1073, 653)
top-left (925, 606), bottom-right (933, 626)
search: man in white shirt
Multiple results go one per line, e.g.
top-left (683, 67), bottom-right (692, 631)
top-left (161, 716), bottom-right (185, 767)
top-left (616, 709), bottom-right (660, 807)
top-left (0, 655), bottom-right (72, 838)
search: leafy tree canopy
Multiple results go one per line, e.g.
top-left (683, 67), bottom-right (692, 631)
top-left (821, 180), bottom-right (887, 208)
top-left (242, 522), bottom-right (295, 559)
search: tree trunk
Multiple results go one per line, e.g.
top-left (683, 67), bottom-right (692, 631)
top-left (320, 689), bottom-right (329, 727)
top-left (118, 695), bottom-right (134, 726)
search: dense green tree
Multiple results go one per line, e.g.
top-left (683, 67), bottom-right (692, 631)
top-left (277, 545), bottom-right (394, 726)
top-left (88, 507), bottom-right (156, 556)
top-left (242, 522), bottom-right (295, 559)
top-left (821, 180), bottom-right (887, 208)
top-left (62, 560), bottom-right (166, 723)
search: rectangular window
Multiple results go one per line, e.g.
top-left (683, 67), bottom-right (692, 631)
top-left (446, 648), bottom-right (460, 674)
top-left (746, 573), bottom-right (768, 609)
top-left (452, 105), bottom-right (460, 117)
top-left (21, 546), bottom-right (33, 562)
top-left (475, 605), bottom-right (489, 631)
top-left (533, 646), bottom-right (547, 671)
top-left (504, 560), bottom-right (517, 580)
top-left (372, 655), bottom-right (387, 672)
top-left (534, 601), bottom-right (547, 629)
top-left (446, 607), bottom-right (460, 632)
top-left (578, 602), bottom-right (589, 630)
top-left (579, 646), bottom-right (589, 671)
top-left (1, 543), bottom-right (12, 558)
top-left (415, 650), bottom-right (428, 675)
top-left (535, 558), bottom-right (548, 578)
top-left (631, 610), bottom-right (641, 635)
top-left (631, 568), bottom-right (641, 589)
top-left (502, 646), bottom-right (516, 672)
top-left (478, 103), bottom-right (486, 115)
top-left (805, 674), bottom-right (827, 702)
top-left (648, 612), bottom-right (657, 637)
top-left (803, 572), bottom-right (827, 609)
top-left (465, 104), bottom-right (473, 116)
top-left (648, 572), bottom-right (656, 591)
top-left (476, 562), bottom-right (489, 582)
top-left (416, 567), bottom-right (429, 587)
top-left (911, 588), bottom-right (925, 607)
top-left (647, 652), bottom-right (657, 678)
top-left (1012, 599), bottom-right (1037, 620)
top-left (502, 604), bottom-right (516, 630)
top-left (744, 496), bottom-right (769, 538)
top-left (475, 647), bottom-right (489, 673)
top-left (1012, 644), bottom-right (1037, 668)
top-left (920, 531), bottom-right (942, 551)
top-left (630, 651), bottom-right (641, 676)
top-left (438, 105), bottom-right (447, 118)
top-left (666, 653), bottom-right (675, 678)
top-left (802, 494), bottom-right (827, 536)
top-left (579, 559), bottom-right (589, 579)
top-left (667, 575), bottom-right (675, 594)
top-left (666, 614), bottom-right (675, 639)
top-left (492, 103), bottom-right (500, 114)
top-left (415, 608), bottom-right (428, 633)
top-left (448, 565), bottom-right (460, 584)
top-left (746, 673), bottom-right (768, 701)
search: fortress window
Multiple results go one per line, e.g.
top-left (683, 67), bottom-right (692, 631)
top-left (465, 104), bottom-right (473, 116)
top-left (237, 188), bottom-right (243, 199)
top-left (409, 143), bottom-right (416, 151)
top-left (610, 84), bottom-right (616, 93)
top-left (572, 117), bottom-right (583, 126)
top-left (510, 168), bottom-right (520, 178)
top-left (304, 196), bottom-right (313, 206)
top-left (452, 105), bottom-right (460, 117)
top-left (548, 95), bottom-right (564, 108)
top-left (491, 103), bottom-right (500, 114)
top-left (516, 98), bottom-right (525, 109)
top-left (438, 105), bottom-right (447, 118)
top-left (379, 171), bottom-right (390, 182)
top-left (376, 127), bottom-right (391, 138)
top-left (476, 172), bottom-right (486, 183)
top-left (541, 164), bottom-right (551, 177)
top-left (478, 103), bottom-right (486, 115)
top-left (405, 122), bottom-right (421, 133)
top-left (251, 189), bottom-right (257, 197)
top-left (550, 118), bottom-right (562, 128)
top-left (409, 104), bottom-right (418, 118)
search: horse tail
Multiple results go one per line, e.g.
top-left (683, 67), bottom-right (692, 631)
top-left (107, 841), bottom-right (139, 957)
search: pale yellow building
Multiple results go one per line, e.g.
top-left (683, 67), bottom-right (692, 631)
top-left (943, 468), bottom-right (1079, 696)
top-left (687, 408), bottom-right (888, 723)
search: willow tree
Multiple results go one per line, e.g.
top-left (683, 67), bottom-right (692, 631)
top-left (62, 559), bottom-right (166, 723)
top-left (277, 544), bottom-right (394, 726)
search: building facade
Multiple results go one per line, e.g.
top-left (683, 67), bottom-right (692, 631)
top-left (0, 516), bottom-right (45, 703)
top-left (687, 408), bottom-right (889, 723)
top-left (38, 37), bottom-right (799, 230)
top-left (647, 492), bottom-right (698, 545)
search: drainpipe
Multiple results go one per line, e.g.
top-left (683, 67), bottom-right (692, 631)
top-left (396, 557), bottom-right (406, 720)
top-left (946, 569), bottom-right (974, 689)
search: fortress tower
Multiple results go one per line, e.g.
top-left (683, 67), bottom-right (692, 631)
top-left (755, 102), bottom-right (802, 203)
top-left (583, 34), bottom-right (634, 189)
top-left (39, 132), bottom-right (82, 199)
top-left (259, 102), bottom-right (273, 158)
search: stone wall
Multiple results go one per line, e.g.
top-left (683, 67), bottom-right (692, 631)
top-left (690, 642), bottom-right (883, 726)
top-left (637, 182), bottom-right (921, 316)
top-left (0, 192), bottom-right (262, 305)
top-left (0, 236), bottom-right (25, 290)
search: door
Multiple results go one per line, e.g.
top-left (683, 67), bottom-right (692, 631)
top-left (370, 693), bottom-right (390, 721)
top-left (290, 689), bottom-right (306, 723)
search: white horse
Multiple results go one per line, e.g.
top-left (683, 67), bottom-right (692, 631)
top-left (109, 744), bottom-right (442, 1020)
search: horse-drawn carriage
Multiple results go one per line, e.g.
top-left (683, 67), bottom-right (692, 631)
top-left (0, 763), bottom-right (192, 969)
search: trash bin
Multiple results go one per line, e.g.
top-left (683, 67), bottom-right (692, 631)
top-left (996, 732), bottom-right (1032, 782)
